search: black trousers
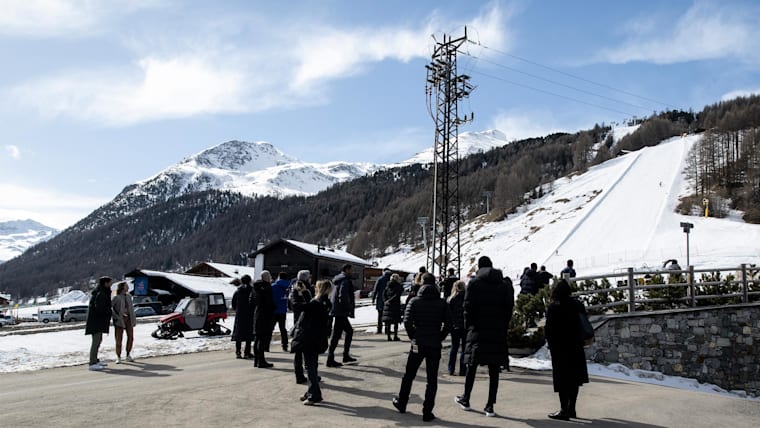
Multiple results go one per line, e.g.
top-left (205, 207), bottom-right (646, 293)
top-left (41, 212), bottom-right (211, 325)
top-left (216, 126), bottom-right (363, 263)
top-left (272, 313), bottom-right (288, 348)
top-left (303, 351), bottom-right (322, 400)
top-left (328, 316), bottom-right (353, 358)
top-left (558, 385), bottom-right (579, 413)
top-left (463, 363), bottom-right (500, 406)
top-left (448, 329), bottom-right (465, 374)
top-left (235, 340), bottom-right (251, 356)
top-left (294, 350), bottom-right (305, 380)
top-left (397, 345), bottom-right (441, 415)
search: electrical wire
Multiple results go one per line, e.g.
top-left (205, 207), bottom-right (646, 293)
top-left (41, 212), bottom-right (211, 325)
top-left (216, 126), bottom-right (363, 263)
top-left (462, 51), bottom-right (654, 114)
top-left (471, 69), bottom-right (639, 117)
top-left (467, 39), bottom-right (680, 111)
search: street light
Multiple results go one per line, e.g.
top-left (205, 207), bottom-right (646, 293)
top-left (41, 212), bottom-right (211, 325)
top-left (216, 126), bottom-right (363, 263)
top-left (680, 222), bottom-right (694, 267)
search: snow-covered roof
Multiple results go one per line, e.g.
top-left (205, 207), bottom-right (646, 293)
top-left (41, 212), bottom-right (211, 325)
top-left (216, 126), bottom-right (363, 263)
top-left (134, 269), bottom-right (238, 299)
top-left (200, 262), bottom-right (256, 278)
top-left (283, 239), bottom-right (371, 266)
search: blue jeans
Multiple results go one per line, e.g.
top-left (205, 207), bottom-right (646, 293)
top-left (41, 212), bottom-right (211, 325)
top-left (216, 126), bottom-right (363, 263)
top-left (448, 329), bottom-right (465, 374)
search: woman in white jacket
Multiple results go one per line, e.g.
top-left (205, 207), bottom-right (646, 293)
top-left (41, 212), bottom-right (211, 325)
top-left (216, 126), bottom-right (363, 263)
top-left (111, 282), bottom-right (137, 363)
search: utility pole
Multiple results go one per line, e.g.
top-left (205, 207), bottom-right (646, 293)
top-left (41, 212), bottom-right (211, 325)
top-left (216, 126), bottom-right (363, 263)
top-left (417, 217), bottom-right (429, 249)
top-left (483, 190), bottom-right (493, 214)
top-left (425, 27), bottom-right (474, 277)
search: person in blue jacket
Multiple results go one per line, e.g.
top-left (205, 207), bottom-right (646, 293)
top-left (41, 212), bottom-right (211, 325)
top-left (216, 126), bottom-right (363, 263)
top-left (271, 272), bottom-right (291, 352)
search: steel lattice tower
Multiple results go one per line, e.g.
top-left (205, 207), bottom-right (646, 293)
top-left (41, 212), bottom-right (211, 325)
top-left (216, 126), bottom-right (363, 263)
top-left (425, 28), bottom-right (474, 277)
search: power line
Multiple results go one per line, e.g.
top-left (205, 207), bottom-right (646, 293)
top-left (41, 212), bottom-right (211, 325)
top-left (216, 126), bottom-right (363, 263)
top-left (471, 69), bottom-right (639, 117)
top-left (462, 51), bottom-right (654, 114)
top-left (467, 39), bottom-right (680, 111)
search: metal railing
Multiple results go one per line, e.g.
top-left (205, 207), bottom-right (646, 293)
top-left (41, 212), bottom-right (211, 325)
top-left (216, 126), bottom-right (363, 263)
top-left (567, 263), bottom-right (760, 313)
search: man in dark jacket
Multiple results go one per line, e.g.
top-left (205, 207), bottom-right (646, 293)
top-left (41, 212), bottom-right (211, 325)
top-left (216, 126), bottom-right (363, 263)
top-left (561, 259), bottom-right (576, 278)
top-left (232, 275), bottom-right (255, 359)
top-left (455, 256), bottom-right (514, 418)
top-left (327, 264), bottom-right (356, 367)
top-left (253, 271), bottom-right (276, 368)
top-left (440, 268), bottom-right (458, 299)
top-left (289, 273), bottom-right (313, 384)
top-left (85, 276), bottom-right (113, 371)
top-left (372, 269), bottom-right (391, 334)
top-left (392, 273), bottom-right (451, 422)
top-left (271, 272), bottom-right (291, 352)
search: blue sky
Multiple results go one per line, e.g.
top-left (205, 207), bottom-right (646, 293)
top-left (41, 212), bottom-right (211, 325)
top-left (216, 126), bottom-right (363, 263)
top-left (1, 0), bottom-right (759, 229)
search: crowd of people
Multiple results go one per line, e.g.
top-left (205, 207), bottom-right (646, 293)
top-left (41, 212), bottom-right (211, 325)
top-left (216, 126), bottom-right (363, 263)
top-left (86, 256), bottom-right (590, 422)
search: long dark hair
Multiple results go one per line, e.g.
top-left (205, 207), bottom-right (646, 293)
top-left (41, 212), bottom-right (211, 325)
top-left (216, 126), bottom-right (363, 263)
top-left (552, 279), bottom-right (572, 301)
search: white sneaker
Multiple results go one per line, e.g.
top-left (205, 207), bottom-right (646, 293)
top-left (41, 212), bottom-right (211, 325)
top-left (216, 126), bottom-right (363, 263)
top-left (88, 363), bottom-right (105, 371)
top-left (115, 357), bottom-right (121, 364)
top-left (125, 355), bottom-right (134, 362)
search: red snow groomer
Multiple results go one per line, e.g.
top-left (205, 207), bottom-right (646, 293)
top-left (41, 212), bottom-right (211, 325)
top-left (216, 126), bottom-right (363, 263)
top-left (151, 292), bottom-right (230, 339)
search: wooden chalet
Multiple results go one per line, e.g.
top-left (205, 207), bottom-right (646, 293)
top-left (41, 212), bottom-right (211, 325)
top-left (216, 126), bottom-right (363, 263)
top-left (249, 239), bottom-right (373, 293)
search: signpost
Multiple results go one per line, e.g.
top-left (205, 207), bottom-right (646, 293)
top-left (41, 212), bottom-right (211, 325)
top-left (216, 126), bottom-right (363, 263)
top-left (680, 222), bottom-right (694, 268)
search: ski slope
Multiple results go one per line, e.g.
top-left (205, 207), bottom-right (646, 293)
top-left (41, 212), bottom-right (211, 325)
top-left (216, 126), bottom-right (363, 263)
top-left (378, 134), bottom-right (760, 279)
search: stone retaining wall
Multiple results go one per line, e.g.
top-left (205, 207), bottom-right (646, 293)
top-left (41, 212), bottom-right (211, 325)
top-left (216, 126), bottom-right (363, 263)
top-left (586, 303), bottom-right (759, 396)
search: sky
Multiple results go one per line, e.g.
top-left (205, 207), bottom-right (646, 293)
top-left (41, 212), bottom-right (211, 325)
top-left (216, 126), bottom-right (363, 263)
top-left (1, 0), bottom-right (760, 229)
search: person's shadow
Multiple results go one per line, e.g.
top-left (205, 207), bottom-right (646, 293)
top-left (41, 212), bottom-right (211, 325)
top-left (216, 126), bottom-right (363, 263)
top-left (104, 361), bottom-right (182, 378)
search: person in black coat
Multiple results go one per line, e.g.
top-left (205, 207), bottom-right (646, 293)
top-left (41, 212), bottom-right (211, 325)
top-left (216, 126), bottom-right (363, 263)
top-left (289, 278), bottom-right (313, 383)
top-left (232, 275), bottom-right (255, 360)
top-left (291, 279), bottom-right (333, 406)
top-left (446, 280), bottom-right (466, 376)
top-left (456, 256), bottom-right (514, 418)
top-left (545, 279), bottom-right (589, 421)
top-left (392, 275), bottom-right (451, 423)
top-left (372, 269), bottom-right (391, 334)
top-left (85, 276), bottom-right (113, 371)
top-left (252, 270), bottom-right (275, 368)
top-left (440, 268), bottom-right (458, 299)
top-left (327, 264), bottom-right (356, 367)
top-left (382, 273), bottom-right (404, 341)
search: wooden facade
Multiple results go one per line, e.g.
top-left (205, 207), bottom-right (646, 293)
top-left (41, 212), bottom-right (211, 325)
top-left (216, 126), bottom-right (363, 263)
top-left (249, 239), bottom-right (372, 293)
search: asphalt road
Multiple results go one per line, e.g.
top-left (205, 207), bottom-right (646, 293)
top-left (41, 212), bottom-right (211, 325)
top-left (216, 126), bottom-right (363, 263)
top-left (1, 334), bottom-right (757, 428)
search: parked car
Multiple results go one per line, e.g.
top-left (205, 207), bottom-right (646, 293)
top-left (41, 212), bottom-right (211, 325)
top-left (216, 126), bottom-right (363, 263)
top-left (37, 309), bottom-right (61, 324)
top-left (62, 307), bottom-right (88, 322)
top-left (0, 315), bottom-right (15, 327)
top-left (135, 306), bottom-right (157, 317)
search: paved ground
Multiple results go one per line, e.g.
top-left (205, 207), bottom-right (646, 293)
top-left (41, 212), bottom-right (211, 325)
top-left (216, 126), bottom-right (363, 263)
top-left (1, 333), bottom-right (757, 428)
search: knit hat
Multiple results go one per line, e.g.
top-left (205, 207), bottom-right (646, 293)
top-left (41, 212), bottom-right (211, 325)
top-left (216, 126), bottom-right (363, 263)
top-left (297, 270), bottom-right (311, 281)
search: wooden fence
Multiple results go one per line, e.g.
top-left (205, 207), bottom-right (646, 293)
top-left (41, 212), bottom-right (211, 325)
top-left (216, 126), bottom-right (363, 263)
top-left (567, 263), bottom-right (760, 314)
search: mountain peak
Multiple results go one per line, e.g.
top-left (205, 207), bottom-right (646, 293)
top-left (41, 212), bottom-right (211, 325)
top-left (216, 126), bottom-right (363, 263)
top-left (185, 140), bottom-right (297, 172)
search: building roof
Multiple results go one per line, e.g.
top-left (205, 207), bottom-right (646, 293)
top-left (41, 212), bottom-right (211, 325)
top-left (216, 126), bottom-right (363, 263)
top-left (251, 238), bottom-right (372, 267)
top-left (129, 269), bottom-right (238, 299)
top-left (192, 262), bottom-right (256, 279)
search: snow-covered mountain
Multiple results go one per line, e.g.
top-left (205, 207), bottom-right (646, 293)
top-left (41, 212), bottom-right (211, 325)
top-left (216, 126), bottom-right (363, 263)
top-left (378, 133), bottom-right (760, 279)
top-left (396, 129), bottom-right (510, 166)
top-left (0, 219), bottom-right (58, 263)
top-left (86, 140), bottom-right (380, 225)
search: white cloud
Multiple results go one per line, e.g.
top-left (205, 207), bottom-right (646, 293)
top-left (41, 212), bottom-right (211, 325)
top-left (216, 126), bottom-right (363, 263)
top-left (0, 184), bottom-right (107, 229)
top-left (5, 2), bottom-right (514, 126)
top-left (291, 2), bottom-right (512, 91)
top-left (9, 55), bottom-right (250, 125)
top-left (721, 88), bottom-right (760, 101)
top-left (4, 145), bottom-right (21, 160)
top-left (597, 2), bottom-right (760, 64)
top-left (0, 0), bottom-right (163, 38)
top-left (489, 109), bottom-right (574, 141)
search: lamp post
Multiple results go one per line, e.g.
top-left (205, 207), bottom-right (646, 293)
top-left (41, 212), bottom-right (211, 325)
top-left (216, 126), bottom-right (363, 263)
top-left (680, 222), bottom-right (694, 268)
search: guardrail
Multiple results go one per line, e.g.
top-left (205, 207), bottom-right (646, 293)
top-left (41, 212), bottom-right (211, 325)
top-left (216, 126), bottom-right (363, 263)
top-left (568, 263), bottom-right (760, 314)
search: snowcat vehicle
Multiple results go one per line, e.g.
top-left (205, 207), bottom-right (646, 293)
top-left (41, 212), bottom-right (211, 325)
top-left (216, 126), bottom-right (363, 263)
top-left (151, 292), bottom-right (230, 339)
